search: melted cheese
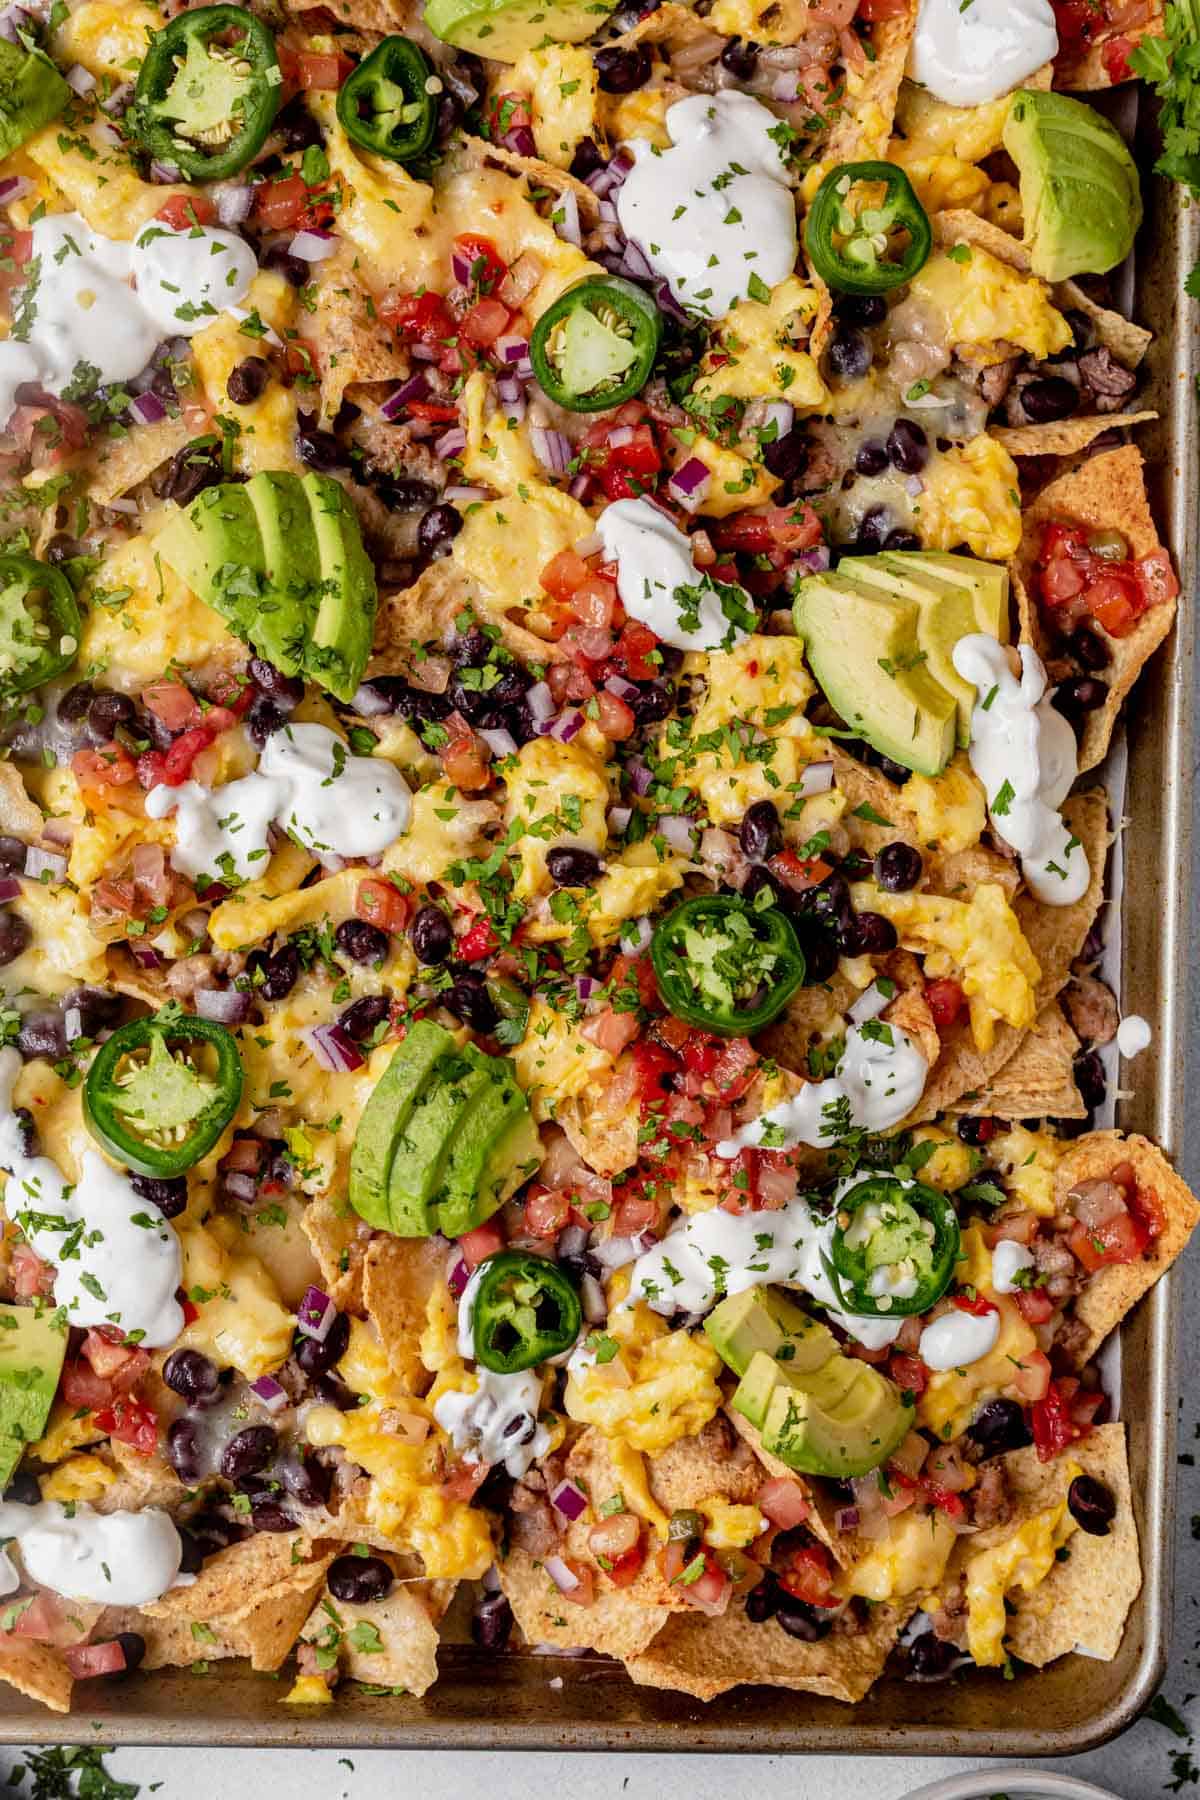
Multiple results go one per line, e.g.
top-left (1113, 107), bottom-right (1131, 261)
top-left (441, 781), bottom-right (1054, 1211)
top-left (174, 1217), bottom-right (295, 1380)
top-left (52, 3), bottom-right (159, 80)
top-left (903, 756), bottom-right (988, 856)
top-left (81, 531), bottom-right (241, 691)
top-left (962, 1490), bottom-right (1078, 1665)
top-left (382, 780), bottom-right (499, 886)
top-left (902, 249), bottom-right (1072, 365)
top-left (917, 437), bottom-right (1023, 563)
top-left (511, 997), bottom-right (615, 1117)
top-left (451, 479), bottom-right (594, 628)
top-left (838, 1507), bottom-right (959, 1603)
top-left (508, 46), bottom-right (598, 169)
top-left (919, 1226), bottom-right (1040, 1440)
top-left (191, 274), bottom-right (301, 475)
top-left (23, 115), bottom-right (196, 240)
top-left (504, 736), bottom-right (610, 902)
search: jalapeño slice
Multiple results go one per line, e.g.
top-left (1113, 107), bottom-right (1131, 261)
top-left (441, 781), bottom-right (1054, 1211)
top-left (84, 1010), bottom-right (244, 1178)
top-left (805, 161), bottom-right (932, 296)
top-left (822, 1175), bottom-right (960, 1318)
top-left (131, 4), bottom-right (282, 183)
top-left (530, 276), bottom-right (662, 412)
top-left (471, 1249), bottom-right (582, 1374)
top-left (335, 36), bottom-right (437, 164)
top-left (0, 555), bottom-right (81, 698)
top-left (650, 895), bottom-right (806, 1037)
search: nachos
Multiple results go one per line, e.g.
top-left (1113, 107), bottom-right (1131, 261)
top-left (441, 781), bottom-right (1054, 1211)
top-left (0, 0), bottom-right (1190, 1719)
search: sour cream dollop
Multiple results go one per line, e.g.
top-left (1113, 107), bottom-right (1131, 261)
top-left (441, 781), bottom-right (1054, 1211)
top-left (0, 212), bottom-right (255, 430)
top-left (991, 1238), bottom-right (1036, 1294)
top-left (908, 0), bottom-right (1059, 107)
top-left (715, 1020), bottom-right (929, 1157)
top-left (0, 1501), bottom-right (182, 1606)
top-left (146, 722), bottom-right (413, 881)
top-left (616, 93), bottom-right (798, 317)
top-left (918, 1305), bottom-right (1001, 1371)
top-left (596, 497), bottom-right (753, 652)
top-left (953, 634), bottom-right (1089, 906)
top-left (1116, 1013), bottom-right (1152, 1059)
top-left (433, 1371), bottom-right (552, 1480)
top-left (0, 1048), bottom-right (183, 1346)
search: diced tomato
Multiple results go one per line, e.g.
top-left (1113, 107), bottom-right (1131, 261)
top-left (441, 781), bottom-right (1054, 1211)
top-left (540, 548), bottom-right (591, 603)
top-left (709, 1036), bottom-right (759, 1102)
top-left (608, 620), bottom-right (660, 682)
top-left (64, 1639), bottom-right (128, 1679)
top-left (582, 1007), bottom-right (641, 1057)
top-left (1030, 1377), bottom-right (1089, 1463)
top-left (604, 1543), bottom-right (646, 1588)
top-left (1013, 1286), bottom-right (1056, 1325)
top-left (891, 1469), bottom-right (967, 1521)
top-left (593, 690), bottom-right (636, 740)
top-left (181, 1298), bottom-right (200, 1326)
top-left (460, 297), bottom-right (511, 348)
top-left (778, 1542), bottom-right (835, 1607)
top-left (1135, 548), bottom-right (1179, 611)
top-left (94, 1396), bottom-right (158, 1456)
top-left (857, 0), bottom-right (911, 15)
top-left (380, 289), bottom-right (456, 345)
top-left (160, 724), bottom-right (216, 786)
top-left (206, 668), bottom-right (254, 716)
top-left (0, 228), bottom-right (32, 305)
top-left (457, 917), bottom-right (499, 962)
top-left (8, 1591), bottom-right (66, 1645)
top-left (1086, 573), bottom-right (1140, 638)
top-left (91, 877), bottom-right (138, 924)
top-left (457, 1218), bottom-right (505, 1269)
top-left (682, 1036), bottom-right (720, 1078)
top-left (71, 745), bottom-right (136, 793)
top-left (925, 977), bottom-right (966, 1030)
top-left (1010, 1347), bottom-right (1052, 1404)
top-left (142, 679), bottom-right (201, 732)
top-left (524, 1187), bottom-right (570, 1238)
top-left (277, 45), bottom-right (354, 89)
top-left (659, 1541), bottom-right (730, 1614)
top-left (255, 171), bottom-right (334, 232)
top-left (10, 1243), bottom-right (54, 1300)
top-left (888, 1351), bottom-right (929, 1395)
top-left (1102, 33), bottom-right (1134, 80)
top-left (768, 849), bottom-right (833, 894)
top-left (951, 1292), bottom-right (996, 1318)
top-left (609, 951), bottom-right (659, 1014)
top-left (631, 1039), bottom-right (678, 1105)
top-left (756, 1478), bottom-right (810, 1529)
top-left (60, 1359), bottom-right (112, 1411)
top-left (442, 726), bottom-right (492, 792)
top-left (610, 1185), bottom-right (660, 1239)
top-left (155, 194), bottom-right (217, 231)
top-left (406, 401), bottom-right (459, 423)
top-left (440, 1458), bottom-right (490, 1501)
top-left (452, 233), bottom-right (508, 294)
top-left (82, 1327), bottom-right (148, 1389)
top-left (356, 877), bottom-right (411, 936)
top-left (1067, 1208), bottom-right (1148, 1272)
top-left (558, 1558), bottom-right (595, 1607)
top-left (719, 1147), bottom-right (760, 1213)
top-left (1129, 1181), bottom-right (1167, 1240)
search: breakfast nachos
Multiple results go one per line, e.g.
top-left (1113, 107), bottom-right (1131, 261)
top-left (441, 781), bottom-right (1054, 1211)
top-left (0, 0), bottom-right (1191, 1716)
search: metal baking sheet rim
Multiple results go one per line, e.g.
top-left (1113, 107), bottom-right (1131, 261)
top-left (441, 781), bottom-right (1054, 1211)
top-left (0, 171), bottom-right (1192, 1761)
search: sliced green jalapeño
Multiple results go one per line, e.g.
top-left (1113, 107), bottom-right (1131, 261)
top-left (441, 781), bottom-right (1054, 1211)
top-left (650, 895), bottom-right (805, 1037)
top-left (805, 161), bottom-right (932, 296)
top-left (84, 1011), bottom-right (244, 1178)
top-left (470, 1250), bottom-right (582, 1374)
top-left (335, 36), bottom-right (437, 164)
top-left (0, 555), bottom-right (81, 698)
top-left (131, 4), bottom-right (282, 183)
top-left (823, 1175), bottom-right (960, 1318)
top-left (529, 276), bottom-right (662, 412)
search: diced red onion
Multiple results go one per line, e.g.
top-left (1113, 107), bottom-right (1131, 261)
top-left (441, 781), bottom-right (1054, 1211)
top-left (150, 159), bottom-right (183, 184)
top-left (380, 372), bottom-right (430, 418)
top-left (0, 7), bottom-right (32, 47)
top-left (0, 876), bottom-right (20, 903)
top-left (905, 474), bottom-right (925, 497)
top-left (581, 1272), bottom-right (606, 1324)
top-left (619, 240), bottom-right (654, 284)
top-left (23, 846), bottom-right (66, 883)
top-left (559, 1223), bottom-right (588, 1259)
top-left (65, 63), bottom-right (96, 95)
top-left (290, 229), bottom-right (337, 262)
top-left (849, 981), bottom-right (891, 1026)
top-left (195, 987), bottom-right (253, 1024)
top-left (497, 376), bottom-right (526, 422)
top-left (297, 1285), bottom-right (337, 1343)
top-left (212, 182), bottom-right (254, 226)
top-left (657, 814), bottom-right (697, 855)
top-left (574, 974), bottom-right (596, 1002)
top-left (574, 530), bottom-right (602, 558)
top-left (0, 175), bottom-right (32, 205)
top-left (482, 1563), bottom-right (501, 1593)
top-left (772, 71), bottom-right (799, 100)
top-left (569, 472), bottom-right (593, 501)
top-left (627, 757), bottom-right (653, 797)
top-left (411, 341), bottom-right (436, 362)
top-left (548, 707), bottom-right (584, 743)
top-left (502, 125), bottom-right (536, 157)
top-left (589, 1234), bottom-right (639, 1270)
top-left (759, 401), bottom-right (794, 439)
top-left (497, 335), bottom-right (531, 367)
top-left (586, 165), bottom-right (619, 198)
top-left (249, 1375), bottom-right (289, 1414)
top-left (798, 760), bottom-right (834, 797)
top-left (129, 943), bottom-right (163, 970)
top-left (550, 1479), bottom-right (589, 1522)
top-left (447, 1253), bottom-right (469, 1299)
top-left (223, 1170), bottom-right (258, 1203)
top-left (653, 278), bottom-right (688, 323)
top-left (444, 485), bottom-right (488, 507)
top-left (834, 1506), bottom-right (861, 1534)
top-left (351, 681), bottom-right (393, 717)
top-left (607, 805), bottom-right (632, 836)
top-left (596, 197), bottom-right (619, 225)
top-left (620, 915), bottom-right (652, 952)
top-left (435, 427), bottom-right (467, 460)
top-left (544, 1554), bottom-right (581, 1594)
top-left (531, 425), bottom-right (572, 475)
top-left (63, 1004), bottom-right (83, 1043)
top-left (100, 81), bottom-right (133, 115)
top-left (129, 390), bottom-right (167, 427)
top-left (305, 1021), bottom-right (365, 1073)
top-left (793, 544), bottom-right (831, 576)
top-left (499, 254), bottom-right (541, 310)
top-left (450, 247), bottom-right (473, 285)
top-left (553, 189), bottom-right (581, 247)
top-left (607, 424), bottom-right (635, 450)
top-left (104, 497), bottom-right (138, 515)
top-left (526, 681), bottom-right (555, 723)
top-left (479, 726), bottom-right (518, 758)
top-left (602, 678), bottom-right (639, 711)
top-left (668, 456), bottom-right (712, 513)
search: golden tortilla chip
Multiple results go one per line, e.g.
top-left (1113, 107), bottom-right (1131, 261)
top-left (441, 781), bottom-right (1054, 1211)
top-left (464, 137), bottom-right (600, 223)
top-left (499, 1546), bottom-right (669, 1659)
top-left (827, 4), bottom-right (917, 165)
top-left (0, 764), bottom-right (43, 839)
top-left (362, 1233), bottom-right (446, 1396)
top-left (301, 1192), bottom-right (368, 1313)
top-left (555, 1429), bottom-right (689, 1612)
top-left (1054, 14), bottom-right (1164, 90)
top-left (94, 1438), bottom-right (186, 1513)
top-left (306, 261), bottom-right (409, 423)
top-left (302, 1575), bottom-right (445, 1695)
top-left (373, 560), bottom-right (565, 670)
top-left (624, 1594), bottom-right (910, 1703)
top-left (282, 0), bottom-right (416, 29)
top-left (89, 416), bottom-right (194, 506)
top-left (830, 749), bottom-right (1018, 899)
top-left (928, 842), bottom-right (1022, 905)
top-left (1052, 1132), bottom-right (1200, 1362)
top-left (647, 1413), bottom-right (768, 1514)
top-left (104, 944), bottom-right (173, 1007)
top-left (992, 410), bottom-right (1157, 457)
top-left (96, 1603), bottom-right (242, 1671)
top-left (557, 1093), bottom-right (638, 1178)
top-left (609, 3), bottom-right (714, 47)
top-left (144, 1537), bottom-right (335, 1673)
top-left (1058, 278), bottom-right (1152, 370)
top-left (0, 1639), bottom-right (73, 1713)
top-left (952, 1001), bottom-right (1084, 1121)
top-left (1012, 445), bottom-right (1176, 773)
top-left (758, 964), bottom-right (860, 1071)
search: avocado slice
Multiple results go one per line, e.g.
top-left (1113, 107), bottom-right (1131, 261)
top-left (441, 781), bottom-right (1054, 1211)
top-left (302, 474), bottom-right (378, 705)
top-left (387, 1053), bottom-right (491, 1237)
top-left (849, 552), bottom-right (1009, 746)
top-left (423, 0), bottom-right (619, 61)
top-left (434, 1049), bottom-right (536, 1237)
top-left (244, 471), bottom-right (322, 680)
top-left (156, 483), bottom-right (268, 647)
top-left (705, 1285), bottom-right (835, 1380)
top-left (758, 1356), bottom-right (915, 1479)
top-left (1003, 89), bottom-right (1142, 283)
top-left (0, 1303), bottom-right (67, 1490)
top-left (0, 40), bottom-right (70, 161)
top-left (348, 1021), bottom-right (458, 1230)
top-left (793, 569), bottom-right (958, 776)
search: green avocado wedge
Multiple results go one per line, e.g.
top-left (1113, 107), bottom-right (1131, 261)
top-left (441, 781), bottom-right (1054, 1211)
top-left (0, 1303), bottom-right (67, 1490)
top-left (387, 1054), bottom-right (490, 1236)
top-left (424, 0), bottom-right (619, 61)
top-left (435, 1054), bottom-right (539, 1238)
top-left (348, 1022), bottom-right (457, 1230)
top-left (0, 40), bottom-right (70, 161)
top-left (1002, 89), bottom-right (1142, 283)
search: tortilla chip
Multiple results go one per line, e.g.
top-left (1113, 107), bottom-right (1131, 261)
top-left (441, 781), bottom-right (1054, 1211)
top-left (910, 790), bottom-right (1109, 1122)
top-left (0, 764), bottom-right (43, 840)
top-left (624, 1594), bottom-right (909, 1703)
top-left (89, 415), bottom-right (195, 506)
top-left (830, 749), bottom-right (1020, 902)
top-left (646, 1413), bottom-right (768, 1514)
top-left (301, 1192), bottom-right (368, 1313)
top-left (927, 842), bottom-right (1022, 905)
top-left (1052, 1132), bottom-right (1200, 1362)
top-left (1054, 14), bottom-right (1164, 90)
top-left (104, 944), bottom-right (173, 1007)
top-left (499, 1546), bottom-right (669, 1658)
top-left (143, 1537), bottom-right (335, 1673)
top-left (1058, 278), bottom-right (1152, 369)
top-left (306, 261), bottom-right (409, 423)
top-left (362, 1233), bottom-right (446, 1396)
top-left (1012, 445), bottom-right (1176, 773)
top-left (951, 1001), bottom-right (1084, 1121)
top-left (827, 4), bottom-right (917, 165)
top-left (282, 0), bottom-right (416, 30)
top-left (0, 1639), bottom-right (73, 1713)
top-left (96, 1604), bottom-right (243, 1671)
top-left (556, 1429), bottom-right (690, 1613)
top-left (609, 3), bottom-right (714, 47)
top-left (557, 1093), bottom-right (638, 1178)
top-left (303, 1576), bottom-right (444, 1695)
top-left (372, 560), bottom-right (565, 670)
top-left (992, 410), bottom-right (1157, 457)
top-left (464, 137), bottom-right (600, 223)
top-left (724, 1408), bottom-right (844, 1563)
top-left (95, 1437), bottom-right (186, 1513)
top-left (758, 964), bottom-right (860, 1071)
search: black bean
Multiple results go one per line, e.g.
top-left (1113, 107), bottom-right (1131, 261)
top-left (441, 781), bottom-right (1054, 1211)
top-left (843, 910), bottom-right (898, 956)
top-left (374, 680), bottom-right (450, 727)
top-left (834, 294), bottom-right (887, 328)
top-left (906, 1632), bottom-right (961, 1681)
top-left (775, 1599), bottom-right (832, 1642)
top-left (570, 136), bottom-right (605, 181)
top-left (335, 918), bottom-right (389, 963)
top-left (967, 1396), bottom-right (1032, 1458)
top-left (296, 425), bottom-right (346, 472)
top-left (11, 1108), bottom-right (33, 1159)
top-left (329, 1553), bottom-right (395, 1604)
top-left (827, 328), bottom-right (871, 381)
top-left (1020, 376), bottom-right (1078, 424)
top-left (739, 800), bottom-right (782, 863)
top-left (313, 1371), bottom-right (361, 1410)
top-left (295, 1308), bottom-right (350, 1379)
top-left (158, 442), bottom-right (225, 506)
top-left (417, 503), bottom-right (463, 558)
top-left (227, 356), bottom-right (270, 407)
top-left (250, 1496), bottom-right (298, 1533)
top-left (176, 1528), bottom-right (204, 1575)
top-left (249, 658), bottom-right (305, 707)
top-left (452, 626), bottom-right (492, 668)
top-left (339, 993), bottom-right (390, 1042)
top-left (16, 1010), bottom-right (66, 1060)
top-left (761, 426), bottom-right (807, 483)
top-left (166, 1418), bottom-right (203, 1483)
top-left (797, 926), bottom-right (839, 985)
top-left (1051, 677), bottom-right (1107, 729)
top-left (0, 837), bottom-right (25, 876)
top-left (546, 845), bottom-right (603, 886)
top-left (0, 912), bottom-right (28, 972)
top-left (874, 842), bottom-right (923, 893)
top-left (219, 1425), bottom-right (278, 1482)
top-left (595, 44), bottom-right (651, 91)
top-left (628, 680), bottom-right (673, 724)
top-left (1069, 625), bottom-right (1111, 673)
top-left (720, 36), bottom-right (758, 77)
top-left (279, 1447), bottom-right (333, 1508)
top-left (471, 1590), bottom-right (513, 1650)
top-left (955, 1115), bottom-right (997, 1147)
top-left (246, 694), bottom-right (288, 748)
top-left (854, 438), bottom-right (888, 477)
top-left (745, 1572), bottom-right (780, 1624)
top-left (883, 529), bottom-right (921, 552)
top-left (410, 903), bottom-right (453, 966)
top-left (261, 246), bottom-right (310, 288)
top-left (163, 1348), bottom-right (221, 1406)
top-left (112, 1631), bottom-right (146, 1676)
top-left (86, 690), bottom-right (135, 743)
top-left (275, 94), bottom-right (324, 151)
top-left (794, 870), bottom-right (852, 930)
top-left (3, 1471), bottom-right (40, 1505)
top-left (57, 683), bottom-right (96, 727)
top-left (63, 984), bottom-right (122, 1036)
top-left (130, 1172), bottom-right (189, 1218)
top-left (249, 941), bottom-right (298, 1003)
top-left (886, 419), bottom-right (929, 473)
top-left (1074, 1048), bottom-right (1107, 1112)
top-left (186, 1511), bottom-right (244, 1557)
top-left (855, 505), bottom-right (891, 552)
top-left (446, 974), bottom-right (499, 1032)
top-left (1067, 1473), bottom-right (1116, 1536)
top-left (150, 365), bottom-right (179, 406)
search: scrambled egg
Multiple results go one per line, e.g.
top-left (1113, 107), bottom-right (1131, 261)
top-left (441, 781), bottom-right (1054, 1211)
top-left (52, 2), bottom-right (158, 80)
top-left (564, 1304), bottom-right (723, 1455)
top-left (985, 1126), bottom-right (1064, 1218)
top-left (910, 1127), bottom-right (976, 1194)
top-left (174, 1216), bottom-right (296, 1380)
top-left (894, 82), bottom-right (1016, 164)
top-left (383, 781), bottom-right (498, 887)
top-left (22, 116), bottom-right (196, 239)
top-left (693, 277), bottom-right (829, 414)
top-left (900, 249), bottom-right (1072, 366)
top-left (504, 736), bottom-right (610, 903)
top-left (6, 880), bottom-right (107, 994)
top-left (838, 1508), bottom-right (959, 1604)
top-left (596, 86), bottom-right (673, 150)
top-left (889, 149), bottom-right (992, 219)
top-left (700, 1499), bottom-right (765, 1549)
top-left (961, 1483), bottom-right (1079, 1666)
top-left (919, 1227), bottom-right (1039, 1441)
top-left (511, 997), bottom-right (615, 1118)
top-left (82, 530), bottom-right (242, 692)
top-left (191, 274), bottom-right (301, 475)
top-left (451, 479), bottom-right (594, 637)
top-left (915, 437), bottom-right (1024, 563)
top-left (507, 46), bottom-right (598, 168)
top-left (902, 757), bottom-right (988, 857)
top-left (852, 881), bottom-right (1041, 1052)
top-left (666, 432), bottom-right (778, 518)
top-left (41, 1453), bottom-right (116, 1504)
top-left (709, 0), bottom-right (810, 39)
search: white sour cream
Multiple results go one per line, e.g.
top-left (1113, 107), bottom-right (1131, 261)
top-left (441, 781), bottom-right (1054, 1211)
top-left (433, 1371), bottom-right (552, 1480)
top-left (627, 1191), bottom-right (903, 1350)
top-left (953, 634), bottom-right (1090, 906)
top-left (0, 1501), bottom-right (181, 1606)
top-left (908, 0), bottom-right (1059, 106)
top-left (596, 497), bottom-right (752, 652)
top-left (0, 212), bottom-right (256, 431)
top-left (918, 1304), bottom-right (1000, 1371)
top-left (991, 1238), bottom-right (1036, 1294)
top-left (616, 93), bottom-right (797, 318)
top-left (716, 1020), bottom-right (928, 1157)
top-left (1116, 1014), bottom-right (1152, 1059)
top-left (0, 1049), bottom-right (183, 1347)
top-left (146, 723), bottom-right (412, 881)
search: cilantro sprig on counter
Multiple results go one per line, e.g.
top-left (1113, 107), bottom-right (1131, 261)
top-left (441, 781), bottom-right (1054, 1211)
top-left (1131, 0), bottom-right (1200, 293)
